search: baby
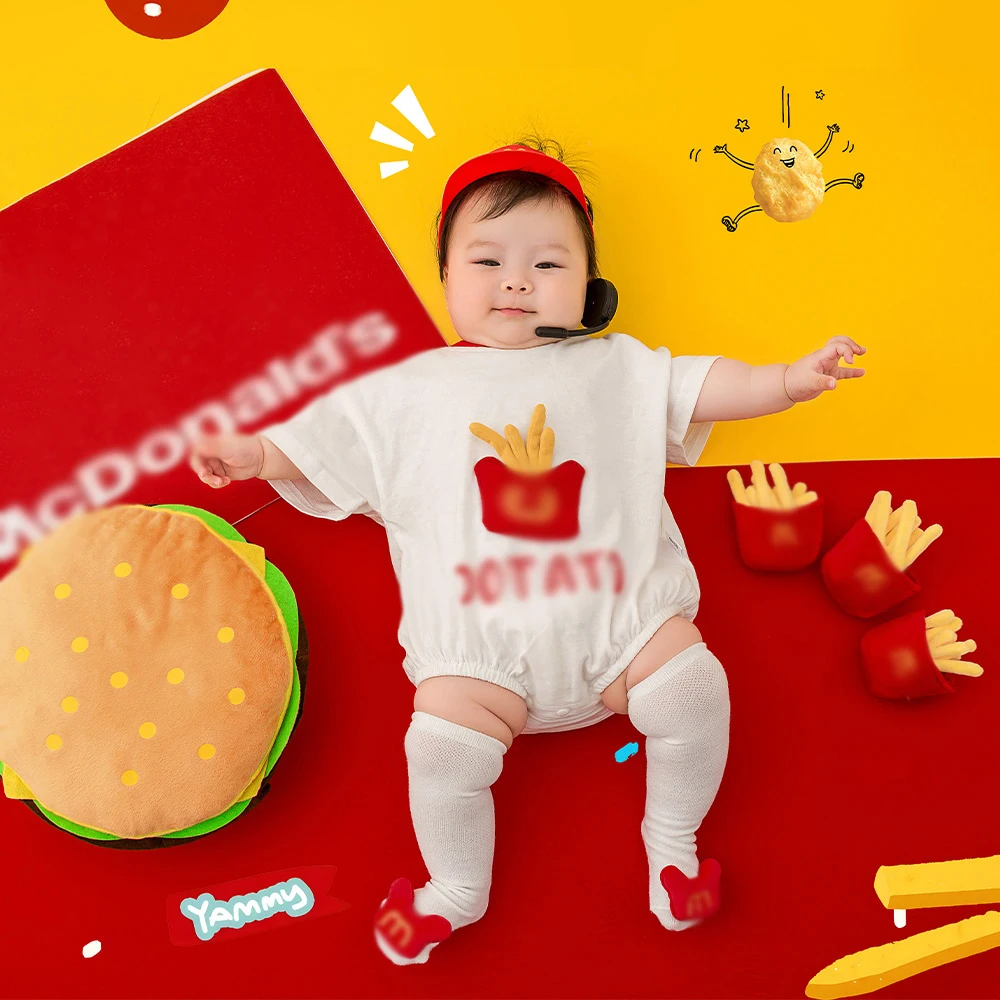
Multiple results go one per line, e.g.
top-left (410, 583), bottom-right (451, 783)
top-left (188, 137), bottom-right (867, 965)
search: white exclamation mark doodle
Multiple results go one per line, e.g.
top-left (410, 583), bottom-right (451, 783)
top-left (371, 84), bottom-right (436, 179)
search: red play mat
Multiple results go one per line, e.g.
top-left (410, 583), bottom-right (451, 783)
top-left (3, 457), bottom-right (998, 999)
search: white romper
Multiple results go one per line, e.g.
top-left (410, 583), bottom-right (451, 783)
top-left (259, 332), bottom-right (721, 734)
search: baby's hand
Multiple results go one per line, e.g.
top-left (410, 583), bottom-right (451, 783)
top-left (188, 433), bottom-right (265, 488)
top-left (784, 336), bottom-right (867, 404)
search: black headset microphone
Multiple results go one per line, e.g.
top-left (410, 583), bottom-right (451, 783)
top-left (533, 277), bottom-right (619, 339)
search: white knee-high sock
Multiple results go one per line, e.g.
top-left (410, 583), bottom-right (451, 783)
top-left (626, 642), bottom-right (730, 931)
top-left (376, 710), bottom-right (507, 964)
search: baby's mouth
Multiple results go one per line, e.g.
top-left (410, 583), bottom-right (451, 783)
top-left (781, 157), bottom-right (796, 168)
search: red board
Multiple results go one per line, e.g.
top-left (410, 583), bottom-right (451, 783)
top-left (0, 68), bottom-right (442, 571)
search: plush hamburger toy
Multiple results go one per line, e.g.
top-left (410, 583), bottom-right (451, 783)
top-left (0, 503), bottom-right (307, 848)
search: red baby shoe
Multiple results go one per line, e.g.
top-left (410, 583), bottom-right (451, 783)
top-left (373, 877), bottom-right (452, 961)
top-left (660, 858), bottom-right (722, 922)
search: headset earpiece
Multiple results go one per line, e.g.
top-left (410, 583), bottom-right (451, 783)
top-left (581, 278), bottom-right (617, 329)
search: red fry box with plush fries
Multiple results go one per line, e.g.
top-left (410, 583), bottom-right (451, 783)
top-left (474, 458), bottom-right (586, 541)
top-left (731, 497), bottom-right (825, 572)
top-left (860, 610), bottom-right (956, 699)
top-left (821, 517), bottom-right (921, 617)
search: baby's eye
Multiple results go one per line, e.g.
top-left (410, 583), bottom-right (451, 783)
top-left (773, 147), bottom-right (781, 155)
top-left (790, 145), bottom-right (797, 153)
top-left (475, 260), bottom-right (560, 268)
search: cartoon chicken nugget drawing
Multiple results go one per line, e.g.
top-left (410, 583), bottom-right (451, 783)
top-left (714, 123), bottom-right (865, 230)
top-left (469, 404), bottom-right (585, 541)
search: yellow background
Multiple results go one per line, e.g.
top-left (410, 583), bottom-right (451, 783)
top-left (2, 1), bottom-right (997, 464)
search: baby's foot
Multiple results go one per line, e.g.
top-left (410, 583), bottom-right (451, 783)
top-left (373, 877), bottom-right (452, 965)
top-left (655, 859), bottom-right (722, 931)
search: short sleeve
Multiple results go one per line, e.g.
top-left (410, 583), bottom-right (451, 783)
top-left (664, 354), bottom-right (722, 466)
top-left (256, 381), bottom-right (383, 524)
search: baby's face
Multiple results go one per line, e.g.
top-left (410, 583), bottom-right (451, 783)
top-left (443, 192), bottom-right (588, 349)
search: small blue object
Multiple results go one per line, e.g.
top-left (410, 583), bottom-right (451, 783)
top-left (615, 741), bottom-right (639, 763)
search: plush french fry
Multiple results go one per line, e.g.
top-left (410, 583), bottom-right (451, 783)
top-left (470, 404), bottom-right (555, 472)
top-left (886, 516), bottom-right (921, 549)
top-left (934, 659), bottom-right (983, 677)
top-left (505, 424), bottom-right (529, 468)
top-left (927, 627), bottom-right (958, 647)
top-left (889, 500), bottom-right (918, 569)
top-left (865, 493), bottom-right (943, 570)
top-left (537, 427), bottom-right (554, 470)
top-left (526, 404), bottom-right (546, 467)
top-left (865, 491), bottom-right (892, 544)
top-left (769, 463), bottom-right (795, 508)
top-left (905, 523), bottom-right (943, 569)
top-left (469, 422), bottom-right (518, 467)
top-left (886, 505), bottom-right (921, 535)
top-left (750, 460), bottom-right (776, 508)
top-left (727, 468), bottom-right (748, 504)
top-left (925, 609), bottom-right (956, 628)
top-left (935, 640), bottom-right (977, 659)
top-left (728, 463), bottom-right (815, 508)
top-left (924, 611), bottom-right (981, 678)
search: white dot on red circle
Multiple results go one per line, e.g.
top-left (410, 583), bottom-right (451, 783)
top-left (144, 3), bottom-right (162, 15)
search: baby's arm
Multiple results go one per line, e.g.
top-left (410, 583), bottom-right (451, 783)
top-left (690, 336), bottom-right (866, 422)
top-left (690, 359), bottom-right (793, 423)
top-left (256, 435), bottom-right (304, 480)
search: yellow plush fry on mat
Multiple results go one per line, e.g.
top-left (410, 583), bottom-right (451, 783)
top-left (905, 524), bottom-right (943, 568)
top-left (925, 609), bottom-right (956, 628)
top-left (889, 500), bottom-right (918, 569)
top-left (750, 460), bottom-right (776, 508)
top-left (935, 659), bottom-right (983, 676)
top-left (927, 627), bottom-right (958, 647)
top-left (727, 469), bottom-right (748, 504)
top-left (934, 640), bottom-right (977, 659)
top-left (795, 490), bottom-right (818, 507)
top-left (865, 491), bottom-right (892, 544)
top-left (769, 463), bottom-right (795, 508)
top-left (805, 911), bottom-right (1000, 999)
top-left (874, 855), bottom-right (1000, 910)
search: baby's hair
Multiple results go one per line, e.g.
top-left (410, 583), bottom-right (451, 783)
top-left (434, 129), bottom-right (601, 284)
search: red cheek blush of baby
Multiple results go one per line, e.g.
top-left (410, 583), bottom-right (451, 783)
top-left (821, 517), bottom-right (922, 618)
top-left (731, 496), bottom-right (825, 571)
top-left (859, 610), bottom-right (956, 700)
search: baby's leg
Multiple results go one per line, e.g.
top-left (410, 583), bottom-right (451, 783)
top-left (374, 677), bottom-right (527, 965)
top-left (626, 642), bottom-right (730, 931)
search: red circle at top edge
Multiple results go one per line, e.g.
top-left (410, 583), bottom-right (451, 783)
top-left (104, 1), bottom-right (230, 39)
